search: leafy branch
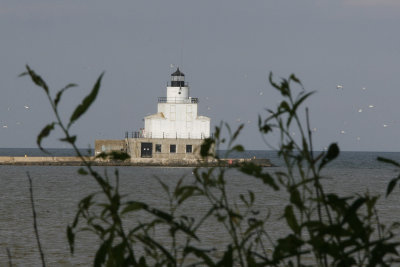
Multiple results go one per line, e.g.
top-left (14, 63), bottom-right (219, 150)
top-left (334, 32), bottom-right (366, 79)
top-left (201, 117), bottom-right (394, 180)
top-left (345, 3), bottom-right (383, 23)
top-left (21, 66), bottom-right (400, 266)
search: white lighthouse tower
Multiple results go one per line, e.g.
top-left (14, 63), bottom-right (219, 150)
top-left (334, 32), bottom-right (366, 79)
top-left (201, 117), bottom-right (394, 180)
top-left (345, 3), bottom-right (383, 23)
top-left (95, 68), bottom-right (211, 159)
top-left (144, 68), bottom-right (210, 139)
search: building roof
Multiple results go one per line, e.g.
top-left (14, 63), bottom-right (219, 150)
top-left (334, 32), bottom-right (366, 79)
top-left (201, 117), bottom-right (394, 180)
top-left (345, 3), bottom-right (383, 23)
top-left (196, 116), bottom-right (211, 121)
top-left (144, 112), bottom-right (166, 120)
top-left (171, 68), bottom-right (185, 77)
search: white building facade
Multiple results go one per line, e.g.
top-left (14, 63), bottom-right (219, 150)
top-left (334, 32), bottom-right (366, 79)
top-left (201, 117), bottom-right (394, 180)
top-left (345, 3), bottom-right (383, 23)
top-left (95, 68), bottom-right (211, 160)
top-left (143, 68), bottom-right (210, 139)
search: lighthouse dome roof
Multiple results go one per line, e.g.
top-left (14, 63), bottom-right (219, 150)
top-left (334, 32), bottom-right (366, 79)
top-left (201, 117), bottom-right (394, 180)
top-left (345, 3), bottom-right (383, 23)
top-left (171, 68), bottom-right (185, 77)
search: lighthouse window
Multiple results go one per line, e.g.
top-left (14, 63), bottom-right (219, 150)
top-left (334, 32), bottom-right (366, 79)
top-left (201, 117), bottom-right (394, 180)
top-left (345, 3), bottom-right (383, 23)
top-left (186, 145), bottom-right (192, 153)
top-left (170, 144), bottom-right (176, 153)
top-left (155, 144), bottom-right (162, 153)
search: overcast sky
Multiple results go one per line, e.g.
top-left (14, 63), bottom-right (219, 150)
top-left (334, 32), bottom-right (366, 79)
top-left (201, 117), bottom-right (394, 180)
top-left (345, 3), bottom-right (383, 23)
top-left (1, 0), bottom-right (400, 151)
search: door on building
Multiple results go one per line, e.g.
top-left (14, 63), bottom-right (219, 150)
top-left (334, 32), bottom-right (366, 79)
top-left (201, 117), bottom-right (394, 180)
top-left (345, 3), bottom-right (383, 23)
top-left (141, 142), bottom-right (153, 158)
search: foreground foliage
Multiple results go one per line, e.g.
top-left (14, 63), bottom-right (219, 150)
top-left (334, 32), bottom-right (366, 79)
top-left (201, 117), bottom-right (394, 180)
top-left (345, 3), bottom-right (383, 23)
top-left (22, 66), bottom-right (400, 266)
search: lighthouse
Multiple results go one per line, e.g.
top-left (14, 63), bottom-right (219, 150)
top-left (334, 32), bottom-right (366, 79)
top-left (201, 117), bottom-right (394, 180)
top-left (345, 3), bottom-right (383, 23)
top-left (93, 68), bottom-right (270, 165)
top-left (95, 68), bottom-right (211, 159)
top-left (143, 68), bottom-right (210, 140)
top-left (94, 68), bottom-right (213, 159)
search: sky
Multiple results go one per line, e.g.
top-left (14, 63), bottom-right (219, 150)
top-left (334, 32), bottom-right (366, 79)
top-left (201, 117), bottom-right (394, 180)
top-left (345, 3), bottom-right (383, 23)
top-left (1, 0), bottom-right (400, 151)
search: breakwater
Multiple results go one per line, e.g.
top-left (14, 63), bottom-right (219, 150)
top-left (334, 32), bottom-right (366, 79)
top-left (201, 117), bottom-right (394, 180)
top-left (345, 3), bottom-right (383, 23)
top-left (0, 156), bottom-right (272, 167)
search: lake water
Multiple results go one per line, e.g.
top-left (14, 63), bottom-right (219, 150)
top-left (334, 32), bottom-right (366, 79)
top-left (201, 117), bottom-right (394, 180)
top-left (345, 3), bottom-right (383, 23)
top-left (1, 149), bottom-right (400, 266)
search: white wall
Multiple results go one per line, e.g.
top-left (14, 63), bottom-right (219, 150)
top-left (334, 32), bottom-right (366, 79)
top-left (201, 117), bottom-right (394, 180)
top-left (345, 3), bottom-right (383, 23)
top-left (144, 82), bottom-right (210, 139)
top-left (166, 86), bottom-right (189, 101)
top-left (145, 102), bottom-right (210, 139)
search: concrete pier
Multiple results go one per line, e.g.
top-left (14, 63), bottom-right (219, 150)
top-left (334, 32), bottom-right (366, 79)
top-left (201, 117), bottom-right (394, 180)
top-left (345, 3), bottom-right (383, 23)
top-left (0, 156), bottom-right (272, 167)
top-left (0, 156), bottom-right (92, 166)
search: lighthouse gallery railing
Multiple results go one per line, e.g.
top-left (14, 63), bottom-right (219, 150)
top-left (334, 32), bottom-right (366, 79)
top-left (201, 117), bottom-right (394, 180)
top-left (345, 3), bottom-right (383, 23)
top-left (126, 131), bottom-right (210, 139)
top-left (157, 97), bottom-right (199, 104)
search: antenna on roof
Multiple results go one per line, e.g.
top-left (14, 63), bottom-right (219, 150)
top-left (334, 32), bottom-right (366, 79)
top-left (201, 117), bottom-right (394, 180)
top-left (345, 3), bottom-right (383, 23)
top-left (180, 18), bottom-right (184, 70)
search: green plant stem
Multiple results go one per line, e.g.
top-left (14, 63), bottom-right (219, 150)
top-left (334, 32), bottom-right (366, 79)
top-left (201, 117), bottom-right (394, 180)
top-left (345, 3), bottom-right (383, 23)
top-left (27, 173), bottom-right (46, 267)
top-left (46, 87), bottom-right (137, 264)
top-left (6, 248), bottom-right (12, 267)
top-left (220, 173), bottom-right (245, 267)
